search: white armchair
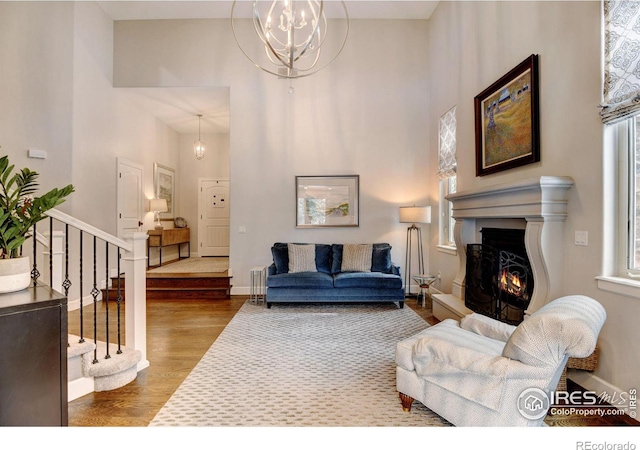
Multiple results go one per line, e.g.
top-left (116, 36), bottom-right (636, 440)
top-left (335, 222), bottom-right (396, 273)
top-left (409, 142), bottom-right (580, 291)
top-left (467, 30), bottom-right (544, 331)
top-left (396, 295), bottom-right (606, 426)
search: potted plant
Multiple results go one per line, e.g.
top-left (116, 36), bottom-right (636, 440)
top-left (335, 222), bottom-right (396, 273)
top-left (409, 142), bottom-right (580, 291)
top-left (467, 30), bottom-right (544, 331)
top-left (0, 154), bottom-right (74, 293)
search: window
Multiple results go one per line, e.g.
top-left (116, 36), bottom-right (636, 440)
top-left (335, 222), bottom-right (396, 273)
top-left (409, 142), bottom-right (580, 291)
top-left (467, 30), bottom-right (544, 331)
top-left (437, 106), bottom-right (457, 253)
top-left (439, 176), bottom-right (456, 248)
top-left (598, 1), bottom-right (640, 295)
top-left (615, 115), bottom-right (640, 277)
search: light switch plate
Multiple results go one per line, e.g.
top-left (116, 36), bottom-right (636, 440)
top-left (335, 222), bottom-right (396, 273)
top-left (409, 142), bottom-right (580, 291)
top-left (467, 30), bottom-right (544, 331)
top-left (575, 231), bottom-right (588, 246)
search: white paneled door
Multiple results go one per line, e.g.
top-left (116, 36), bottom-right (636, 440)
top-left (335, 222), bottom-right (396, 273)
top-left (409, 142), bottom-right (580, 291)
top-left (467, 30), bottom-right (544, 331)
top-left (199, 179), bottom-right (230, 257)
top-left (116, 158), bottom-right (144, 239)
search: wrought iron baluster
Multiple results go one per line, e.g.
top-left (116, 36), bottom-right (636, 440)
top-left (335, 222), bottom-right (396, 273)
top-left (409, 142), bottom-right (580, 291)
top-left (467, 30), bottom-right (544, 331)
top-left (104, 242), bottom-right (111, 360)
top-left (116, 248), bottom-right (122, 354)
top-left (49, 217), bottom-right (53, 287)
top-left (79, 230), bottom-right (84, 343)
top-left (31, 223), bottom-right (39, 285)
top-left (91, 235), bottom-right (99, 364)
top-left (62, 224), bottom-right (72, 297)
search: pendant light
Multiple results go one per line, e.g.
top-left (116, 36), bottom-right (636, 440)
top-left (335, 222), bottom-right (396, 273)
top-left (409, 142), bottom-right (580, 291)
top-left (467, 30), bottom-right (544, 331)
top-left (194, 114), bottom-right (206, 160)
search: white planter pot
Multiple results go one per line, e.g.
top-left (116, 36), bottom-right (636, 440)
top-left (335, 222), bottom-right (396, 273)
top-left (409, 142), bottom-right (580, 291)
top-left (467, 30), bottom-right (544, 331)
top-left (0, 256), bottom-right (32, 294)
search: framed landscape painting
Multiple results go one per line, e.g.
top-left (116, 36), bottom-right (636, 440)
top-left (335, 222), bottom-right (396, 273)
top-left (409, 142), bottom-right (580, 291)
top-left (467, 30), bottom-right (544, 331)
top-left (474, 54), bottom-right (540, 176)
top-left (154, 163), bottom-right (175, 220)
top-left (296, 175), bottom-right (359, 228)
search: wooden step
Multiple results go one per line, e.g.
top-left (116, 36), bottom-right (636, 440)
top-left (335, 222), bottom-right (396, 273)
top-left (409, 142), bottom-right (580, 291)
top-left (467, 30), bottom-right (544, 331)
top-left (146, 273), bottom-right (232, 300)
top-left (101, 275), bottom-right (126, 301)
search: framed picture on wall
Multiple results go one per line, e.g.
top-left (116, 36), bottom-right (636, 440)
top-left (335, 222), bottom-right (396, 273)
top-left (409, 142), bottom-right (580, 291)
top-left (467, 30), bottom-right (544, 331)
top-left (474, 54), bottom-right (540, 176)
top-left (154, 163), bottom-right (175, 219)
top-left (296, 175), bottom-right (359, 228)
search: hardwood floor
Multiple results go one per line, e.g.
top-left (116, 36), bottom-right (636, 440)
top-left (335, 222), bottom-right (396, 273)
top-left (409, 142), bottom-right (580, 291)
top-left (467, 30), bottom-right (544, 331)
top-left (67, 295), bottom-right (638, 427)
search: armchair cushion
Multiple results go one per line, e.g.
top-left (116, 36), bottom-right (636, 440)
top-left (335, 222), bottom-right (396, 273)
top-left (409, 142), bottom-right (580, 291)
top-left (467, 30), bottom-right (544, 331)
top-left (460, 313), bottom-right (516, 342)
top-left (502, 295), bottom-right (606, 367)
top-left (412, 336), bottom-right (554, 411)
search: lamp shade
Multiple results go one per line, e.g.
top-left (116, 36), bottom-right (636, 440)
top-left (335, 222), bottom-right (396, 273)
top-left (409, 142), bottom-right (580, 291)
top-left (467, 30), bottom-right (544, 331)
top-left (150, 198), bottom-right (168, 213)
top-left (399, 206), bottom-right (431, 224)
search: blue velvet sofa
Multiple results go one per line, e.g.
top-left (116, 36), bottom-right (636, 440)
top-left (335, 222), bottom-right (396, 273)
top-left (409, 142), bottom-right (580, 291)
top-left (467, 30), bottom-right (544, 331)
top-left (266, 243), bottom-right (405, 308)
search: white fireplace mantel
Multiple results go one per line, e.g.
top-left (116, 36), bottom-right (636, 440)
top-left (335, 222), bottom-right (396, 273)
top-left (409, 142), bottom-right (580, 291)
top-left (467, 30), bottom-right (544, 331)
top-left (432, 176), bottom-right (574, 322)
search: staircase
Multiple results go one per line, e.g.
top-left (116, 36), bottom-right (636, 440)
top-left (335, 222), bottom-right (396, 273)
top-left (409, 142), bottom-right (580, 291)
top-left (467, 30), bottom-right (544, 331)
top-left (31, 209), bottom-right (149, 401)
top-left (68, 335), bottom-right (141, 397)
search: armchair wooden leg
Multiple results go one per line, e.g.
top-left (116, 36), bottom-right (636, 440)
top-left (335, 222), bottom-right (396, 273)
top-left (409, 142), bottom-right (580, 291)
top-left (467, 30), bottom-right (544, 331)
top-left (399, 392), bottom-right (414, 412)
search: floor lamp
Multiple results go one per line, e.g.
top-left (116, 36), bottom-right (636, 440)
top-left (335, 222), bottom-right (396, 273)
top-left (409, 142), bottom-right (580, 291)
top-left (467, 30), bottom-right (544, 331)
top-left (399, 205), bottom-right (431, 297)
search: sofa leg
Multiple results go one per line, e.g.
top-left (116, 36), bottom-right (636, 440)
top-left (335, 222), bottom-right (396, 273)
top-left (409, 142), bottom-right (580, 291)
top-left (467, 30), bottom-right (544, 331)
top-left (399, 392), bottom-right (414, 412)
top-left (267, 303), bottom-right (272, 309)
top-left (399, 301), bottom-right (404, 309)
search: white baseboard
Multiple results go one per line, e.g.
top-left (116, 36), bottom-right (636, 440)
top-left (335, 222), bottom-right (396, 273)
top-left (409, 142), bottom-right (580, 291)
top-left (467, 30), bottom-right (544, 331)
top-left (68, 377), bottom-right (94, 402)
top-left (232, 286), bottom-right (250, 296)
top-left (568, 369), bottom-right (626, 398)
top-left (67, 294), bottom-right (102, 311)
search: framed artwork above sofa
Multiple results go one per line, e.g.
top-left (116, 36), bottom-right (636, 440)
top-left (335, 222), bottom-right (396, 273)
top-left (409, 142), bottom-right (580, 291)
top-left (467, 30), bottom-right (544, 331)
top-left (295, 175), bottom-right (359, 228)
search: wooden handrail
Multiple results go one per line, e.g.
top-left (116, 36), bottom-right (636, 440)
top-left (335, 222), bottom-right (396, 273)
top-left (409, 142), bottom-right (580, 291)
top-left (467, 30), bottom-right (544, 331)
top-left (46, 208), bottom-right (132, 252)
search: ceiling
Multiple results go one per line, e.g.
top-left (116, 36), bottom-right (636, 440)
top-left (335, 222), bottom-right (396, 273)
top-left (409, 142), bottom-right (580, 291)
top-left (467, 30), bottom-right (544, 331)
top-left (102, 1), bottom-right (439, 135)
top-left (97, 1), bottom-right (439, 21)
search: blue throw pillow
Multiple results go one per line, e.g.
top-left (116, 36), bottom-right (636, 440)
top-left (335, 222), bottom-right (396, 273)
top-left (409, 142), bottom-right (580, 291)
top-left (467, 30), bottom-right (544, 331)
top-left (315, 244), bottom-right (333, 274)
top-left (331, 244), bottom-right (343, 274)
top-left (271, 243), bottom-right (289, 274)
top-left (371, 243), bottom-right (392, 273)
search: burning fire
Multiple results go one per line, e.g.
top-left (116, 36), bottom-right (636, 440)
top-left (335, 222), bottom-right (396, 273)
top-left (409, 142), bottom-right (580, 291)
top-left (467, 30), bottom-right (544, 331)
top-left (500, 269), bottom-right (525, 296)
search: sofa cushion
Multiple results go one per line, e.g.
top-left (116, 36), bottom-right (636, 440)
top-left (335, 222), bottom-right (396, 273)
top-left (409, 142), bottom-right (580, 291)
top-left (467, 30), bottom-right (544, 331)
top-left (371, 243), bottom-right (392, 273)
top-left (314, 244), bottom-right (333, 274)
top-left (272, 243), bottom-right (289, 274)
top-left (266, 272), bottom-right (335, 289)
top-left (288, 244), bottom-right (317, 273)
top-left (341, 244), bottom-right (373, 272)
top-left (332, 243), bottom-right (392, 274)
top-left (333, 272), bottom-right (403, 289)
top-left (271, 243), bottom-right (333, 274)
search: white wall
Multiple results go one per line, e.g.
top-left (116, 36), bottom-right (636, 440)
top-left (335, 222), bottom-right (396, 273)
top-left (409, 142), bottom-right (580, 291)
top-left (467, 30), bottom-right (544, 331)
top-left (426, 1), bottom-right (638, 395)
top-left (0, 2), bottom-right (74, 197)
top-left (113, 18), bottom-right (432, 290)
top-left (72, 2), bottom-right (181, 234)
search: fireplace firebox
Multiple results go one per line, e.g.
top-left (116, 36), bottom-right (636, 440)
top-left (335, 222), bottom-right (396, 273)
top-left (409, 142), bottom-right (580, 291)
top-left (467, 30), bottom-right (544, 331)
top-left (464, 228), bottom-right (533, 325)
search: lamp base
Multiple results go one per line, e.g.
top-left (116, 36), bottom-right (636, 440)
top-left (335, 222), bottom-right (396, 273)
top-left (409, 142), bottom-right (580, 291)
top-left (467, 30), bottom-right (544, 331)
top-left (154, 225), bottom-right (164, 230)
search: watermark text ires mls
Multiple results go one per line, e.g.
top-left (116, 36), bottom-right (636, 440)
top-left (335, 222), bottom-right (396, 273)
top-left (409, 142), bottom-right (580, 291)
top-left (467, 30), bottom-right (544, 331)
top-left (517, 387), bottom-right (637, 420)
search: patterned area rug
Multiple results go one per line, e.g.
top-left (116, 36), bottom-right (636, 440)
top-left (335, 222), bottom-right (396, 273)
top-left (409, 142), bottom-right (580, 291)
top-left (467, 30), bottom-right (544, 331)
top-left (150, 301), bottom-right (451, 427)
top-left (147, 257), bottom-right (228, 274)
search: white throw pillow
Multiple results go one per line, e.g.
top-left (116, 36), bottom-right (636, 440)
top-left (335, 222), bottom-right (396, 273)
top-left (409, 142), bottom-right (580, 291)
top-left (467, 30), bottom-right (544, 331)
top-left (341, 244), bottom-right (372, 272)
top-left (288, 244), bottom-right (317, 273)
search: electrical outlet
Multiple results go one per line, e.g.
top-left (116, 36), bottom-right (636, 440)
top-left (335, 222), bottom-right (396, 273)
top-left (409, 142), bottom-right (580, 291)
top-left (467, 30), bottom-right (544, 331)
top-left (238, 225), bottom-right (246, 234)
top-left (437, 271), bottom-right (442, 280)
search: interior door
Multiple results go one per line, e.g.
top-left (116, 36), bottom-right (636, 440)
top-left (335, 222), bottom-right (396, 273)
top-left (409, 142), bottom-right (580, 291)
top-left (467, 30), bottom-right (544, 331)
top-left (199, 179), bottom-right (230, 257)
top-left (117, 158), bottom-right (144, 239)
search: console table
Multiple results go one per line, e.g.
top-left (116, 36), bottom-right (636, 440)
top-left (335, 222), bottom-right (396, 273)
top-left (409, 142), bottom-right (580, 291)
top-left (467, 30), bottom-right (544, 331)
top-left (147, 228), bottom-right (190, 268)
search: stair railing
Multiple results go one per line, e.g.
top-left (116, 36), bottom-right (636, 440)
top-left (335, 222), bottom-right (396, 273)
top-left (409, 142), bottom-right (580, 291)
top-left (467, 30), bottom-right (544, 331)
top-left (27, 208), bottom-right (149, 371)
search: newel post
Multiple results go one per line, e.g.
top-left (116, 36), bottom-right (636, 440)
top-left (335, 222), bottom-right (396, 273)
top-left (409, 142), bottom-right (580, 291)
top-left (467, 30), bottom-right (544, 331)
top-left (122, 232), bottom-right (150, 371)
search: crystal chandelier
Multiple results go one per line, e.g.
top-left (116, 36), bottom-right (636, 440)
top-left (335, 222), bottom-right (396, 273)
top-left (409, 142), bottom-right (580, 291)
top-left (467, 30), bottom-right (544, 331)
top-left (231, 1), bottom-right (349, 79)
top-left (194, 114), bottom-right (205, 160)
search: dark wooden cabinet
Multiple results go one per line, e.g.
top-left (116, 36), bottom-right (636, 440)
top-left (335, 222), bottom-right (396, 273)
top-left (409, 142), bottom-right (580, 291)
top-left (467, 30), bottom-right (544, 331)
top-left (0, 284), bottom-right (68, 426)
